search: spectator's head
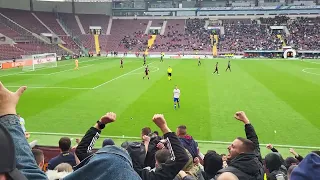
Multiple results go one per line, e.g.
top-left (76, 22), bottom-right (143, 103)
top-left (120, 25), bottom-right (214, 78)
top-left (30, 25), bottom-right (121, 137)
top-left (291, 153), bottom-right (320, 180)
top-left (58, 137), bottom-right (71, 152)
top-left (32, 149), bottom-right (44, 169)
top-left (288, 165), bottom-right (298, 180)
top-left (54, 163), bottom-right (73, 173)
top-left (285, 157), bottom-right (299, 169)
top-left (141, 127), bottom-right (151, 137)
top-left (0, 123), bottom-right (27, 180)
top-left (204, 151), bottom-right (223, 177)
top-left (227, 137), bottom-right (255, 160)
top-left (221, 154), bottom-right (227, 161)
top-left (217, 172), bottom-right (239, 180)
top-left (176, 125), bottom-right (187, 136)
top-left (153, 131), bottom-right (159, 136)
top-left (265, 152), bottom-right (283, 172)
top-left (102, 139), bottom-right (115, 147)
top-left (155, 149), bottom-right (171, 168)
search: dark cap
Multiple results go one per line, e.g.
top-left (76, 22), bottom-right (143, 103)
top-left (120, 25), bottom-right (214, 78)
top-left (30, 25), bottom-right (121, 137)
top-left (0, 123), bottom-right (27, 180)
top-left (102, 138), bottom-right (115, 147)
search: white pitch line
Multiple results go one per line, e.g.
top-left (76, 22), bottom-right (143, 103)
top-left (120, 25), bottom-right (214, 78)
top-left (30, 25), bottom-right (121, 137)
top-left (302, 68), bottom-right (320, 76)
top-left (46, 64), bottom-right (94, 75)
top-left (92, 62), bottom-right (155, 89)
top-left (28, 131), bottom-right (320, 149)
top-left (0, 58), bottom-right (101, 78)
top-left (5, 86), bottom-right (92, 90)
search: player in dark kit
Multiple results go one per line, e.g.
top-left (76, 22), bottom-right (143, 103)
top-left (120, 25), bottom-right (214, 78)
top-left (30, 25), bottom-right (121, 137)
top-left (143, 54), bottom-right (146, 66)
top-left (226, 60), bottom-right (231, 72)
top-left (198, 57), bottom-right (201, 66)
top-left (120, 58), bottom-right (124, 68)
top-left (160, 52), bottom-right (164, 62)
top-left (213, 62), bottom-right (219, 75)
top-left (143, 65), bottom-right (150, 80)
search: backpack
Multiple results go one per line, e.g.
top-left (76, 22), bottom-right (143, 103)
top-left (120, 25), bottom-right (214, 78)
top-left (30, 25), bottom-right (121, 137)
top-left (121, 141), bottom-right (146, 169)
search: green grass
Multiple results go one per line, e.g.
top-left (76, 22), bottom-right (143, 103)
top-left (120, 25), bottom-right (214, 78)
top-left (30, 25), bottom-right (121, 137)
top-left (1, 57), bottom-right (320, 157)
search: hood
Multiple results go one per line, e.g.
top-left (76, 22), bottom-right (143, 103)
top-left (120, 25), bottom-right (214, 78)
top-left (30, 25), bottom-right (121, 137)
top-left (204, 151), bottom-right (223, 176)
top-left (291, 153), bottom-right (320, 180)
top-left (179, 135), bottom-right (195, 144)
top-left (229, 152), bottom-right (263, 176)
top-left (265, 152), bottom-right (283, 172)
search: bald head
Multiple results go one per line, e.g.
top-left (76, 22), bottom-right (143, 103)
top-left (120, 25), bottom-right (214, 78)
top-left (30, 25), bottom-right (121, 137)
top-left (217, 172), bottom-right (239, 180)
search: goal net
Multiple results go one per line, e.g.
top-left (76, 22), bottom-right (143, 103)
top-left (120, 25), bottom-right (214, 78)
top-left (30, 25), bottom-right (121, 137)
top-left (22, 53), bottom-right (57, 71)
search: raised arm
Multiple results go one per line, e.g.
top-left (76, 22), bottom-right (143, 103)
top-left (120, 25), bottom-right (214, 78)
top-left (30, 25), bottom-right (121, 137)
top-left (137, 114), bottom-right (189, 180)
top-left (0, 83), bottom-right (47, 180)
top-left (289, 148), bottom-right (304, 162)
top-left (75, 112), bottom-right (116, 161)
top-left (234, 111), bottom-right (262, 162)
top-left (266, 144), bottom-right (279, 153)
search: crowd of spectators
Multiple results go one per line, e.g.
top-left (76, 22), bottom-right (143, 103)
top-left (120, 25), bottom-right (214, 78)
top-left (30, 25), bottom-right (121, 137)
top-left (0, 82), bottom-right (320, 180)
top-left (113, 16), bottom-right (320, 54)
top-left (286, 17), bottom-right (320, 50)
top-left (119, 31), bottom-right (148, 52)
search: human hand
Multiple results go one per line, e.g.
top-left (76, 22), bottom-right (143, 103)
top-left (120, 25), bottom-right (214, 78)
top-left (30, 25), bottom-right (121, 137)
top-left (194, 157), bottom-right (200, 165)
top-left (234, 111), bottom-right (250, 124)
top-left (25, 132), bottom-right (30, 139)
top-left (289, 148), bottom-right (298, 156)
top-left (266, 144), bottom-right (273, 150)
top-left (99, 112), bottom-right (116, 124)
top-left (142, 135), bottom-right (150, 143)
top-left (0, 82), bottom-right (27, 116)
top-left (75, 138), bottom-right (81, 144)
top-left (156, 142), bottom-right (165, 149)
top-left (178, 171), bottom-right (188, 178)
top-left (152, 114), bottom-right (171, 133)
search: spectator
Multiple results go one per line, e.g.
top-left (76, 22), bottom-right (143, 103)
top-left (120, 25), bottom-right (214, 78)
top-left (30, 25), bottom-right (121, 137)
top-left (31, 149), bottom-right (45, 170)
top-left (287, 165), bottom-right (297, 180)
top-left (216, 111), bottom-right (264, 180)
top-left (135, 114), bottom-right (189, 180)
top-left (0, 82), bottom-right (47, 179)
top-left (217, 172), bottom-right (239, 180)
top-left (0, 123), bottom-right (28, 180)
top-left (17, 113), bottom-right (30, 139)
top-left (265, 152), bottom-right (287, 180)
top-left (176, 125), bottom-right (199, 159)
top-left (54, 163), bottom-right (73, 172)
top-left (75, 112), bottom-right (116, 161)
top-left (47, 137), bottom-right (76, 170)
top-left (102, 138), bottom-right (115, 147)
top-left (202, 150), bottom-right (223, 180)
top-left (290, 153), bottom-right (320, 180)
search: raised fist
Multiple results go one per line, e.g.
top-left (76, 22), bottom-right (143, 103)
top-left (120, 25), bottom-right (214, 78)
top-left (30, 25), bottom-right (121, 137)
top-left (234, 111), bottom-right (250, 124)
top-left (266, 144), bottom-right (273, 150)
top-left (100, 112), bottom-right (116, 124)
top-left (142, 135), bottom-right (151, 143)
top-left (152, 114), bottom-right (167, 129)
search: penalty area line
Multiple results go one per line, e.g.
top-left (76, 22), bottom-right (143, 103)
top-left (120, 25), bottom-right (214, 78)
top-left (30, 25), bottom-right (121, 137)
top-left (92, 62), bottom-right (155, 89)
top-left (29, 131), bottom-right (320, 149)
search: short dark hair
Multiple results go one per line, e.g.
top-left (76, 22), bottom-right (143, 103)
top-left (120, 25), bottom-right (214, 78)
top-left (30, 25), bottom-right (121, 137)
top-left (141, 127), bottom-right (151, 136)
top-left (32, 149), bottom-right (44, 165)
top-left (177, 125), bottom-right (187, 136)
top-left (59, 137), bottom-right (71, 152)
top-left (155, 149), bottom-right (171, 164)
top-left (236, 137), bottom-right (255, 153)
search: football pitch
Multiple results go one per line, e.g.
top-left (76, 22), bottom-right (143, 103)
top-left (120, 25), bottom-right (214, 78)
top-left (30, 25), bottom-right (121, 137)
top-left (1, 57), bottom-right (320, 156)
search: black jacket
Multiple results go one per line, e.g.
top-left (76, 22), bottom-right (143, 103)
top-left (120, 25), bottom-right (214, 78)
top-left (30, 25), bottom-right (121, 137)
top-left (216, 124), bottom-right (264, 180)
top-left (75, 127), bottom-right (101, 162)
top-left (136, 132), bottom-right (189, 180)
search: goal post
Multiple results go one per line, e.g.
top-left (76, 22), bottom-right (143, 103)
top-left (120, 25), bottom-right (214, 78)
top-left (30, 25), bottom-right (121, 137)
top-left (22, 53), bottom-right (57, 71)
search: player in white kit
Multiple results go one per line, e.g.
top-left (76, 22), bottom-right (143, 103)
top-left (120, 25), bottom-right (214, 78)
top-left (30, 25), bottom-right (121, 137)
top-left (173, 85), bottom-right (181, 109)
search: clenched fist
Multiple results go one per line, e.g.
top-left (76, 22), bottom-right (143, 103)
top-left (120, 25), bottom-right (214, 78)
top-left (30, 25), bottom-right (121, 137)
top-left (152, 114), bottom-right (171, 134)
top-left (234, 111), bottom-right (250, 124)
top-left (0, 82), bottom-right (27, 116)
top-left (100, 112), bottom-right (116, 124)
top-left (266, 144), bottom-right (273, 150)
